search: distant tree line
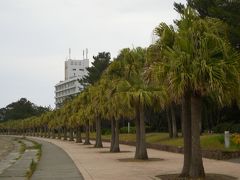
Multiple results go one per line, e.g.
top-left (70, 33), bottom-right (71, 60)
top-left (0, 98), bottom-right (51, 121)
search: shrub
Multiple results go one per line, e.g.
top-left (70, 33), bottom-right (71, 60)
top-left (101, 128), bottom-right (111, 135)
top-left (120, 126), bottom-right (136, 134)
top-left (217, 135), bottom-right (224, 144)
top-left (212, 122), bottom-right (233, 133)
top-left (230, 124), bottom-right (240, 133)
top-left (213, 123), bottom-right (240, 133)
top-left (231, 133), bottom-right (240, 147)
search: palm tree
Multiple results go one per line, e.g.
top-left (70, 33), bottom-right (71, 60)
top-left (148, 7), bottom-right (240, 178)
top-left (101, 75), bottom-right (135, 153)
top-left (79, 90), bottom-right (92, 145)
top-left (107, 48), bottom-right (167, 159)
top-left (89, 85), bottom-right (104, 148)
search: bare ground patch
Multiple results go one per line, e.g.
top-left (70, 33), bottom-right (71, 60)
top-left (118, 157), bottom-right (164, 162)
top-left (156, 173), bottom-right (237, 180)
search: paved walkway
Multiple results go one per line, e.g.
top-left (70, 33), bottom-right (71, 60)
top-left (0, 137), bottom-right (20, 175)
top-left (0, 137), bottom-right (37, 180)
top-left (30, 137), bottom-right (240, 180)
top-left (0, 137), bottom-right (14, 161)
top-left (30, 138), bottom-right (84, 180)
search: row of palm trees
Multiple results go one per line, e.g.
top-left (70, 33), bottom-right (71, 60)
top-left (0, 7), bottom-right (239, 179)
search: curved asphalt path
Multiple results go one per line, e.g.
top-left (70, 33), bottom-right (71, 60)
top-left (30, 138), bottom-right (84, 180)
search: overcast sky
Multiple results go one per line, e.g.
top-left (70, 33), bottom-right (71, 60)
top-left (0, 0), bottom-right (186, 108)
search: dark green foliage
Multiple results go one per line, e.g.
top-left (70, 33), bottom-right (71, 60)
top-left (145, 109), bottom-right (168, 132)
top-left (220, 103), bottom-right (240, 123)
top-left (0, 98), bottom-right (50, 121)
top-left (213, 123), bottom-right (240, 133)
top-left (174, 0), bottom-right (240, 49)
top-left (217, 135), bottom-right (224, 144)
top-left (80, 52), bottom-right (111, 86)
top-left (120, 126), bottom-right (136, 134)
top-left (101, 128), bottom-right (111, 135)
top-left (213, 122), bottom-right (232, 133)
top-left (145, 126), bottom-right (152, 133)
top-left (231, 124), bottom-right (240, 134)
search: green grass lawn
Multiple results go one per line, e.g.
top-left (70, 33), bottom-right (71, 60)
top-left (89, 132), bottom-right (240, 152)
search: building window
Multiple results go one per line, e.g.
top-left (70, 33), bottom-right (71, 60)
top-left (73, 69), bottom-right (76, 71)
top-left (79, 69), bottom-right (84, 71)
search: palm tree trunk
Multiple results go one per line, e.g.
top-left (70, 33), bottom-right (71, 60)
top-left (180, 91), bottom-right (192, 177)
top-left (32, 128), bottom-right (35, 136)
top-left (135, 104), bottom-right (148, 160)
top-left (135, 105), bottom-right (140, 159)
top-left (84, 120), bottom-right (91, 145)
top-left (63, 127), bottom-right (67, 140)
top-left (110, 119), bottom-right (116, 152)
top-left (171, 103), bottom-right (178, 138)
top-left (76, 127), bottom-right (82, 143)
top-left (58, 128), bottom-right (61, 139)
top-left (112, 119), bottom-right (120, 152)
top-left (36, 128), bottom-right (38, 136)
top-left (95, 117), bottom-right (103, 148)
top-left (139, 106), bottom-right (148, 159)
top-left (52, 129), bottom-right (56, 139)
top-left (189, 94), bottom-right (205, 178)
top-left (69, 128), bottom-right (74, 141)
top-left (166, 109), bottom-right (173, 138)
top-left (40, 128), bottom-right (43, 137)
top-left (44, 127), bottom-right (47, 138)
top-left (47, 128), bottom-right (51, 138)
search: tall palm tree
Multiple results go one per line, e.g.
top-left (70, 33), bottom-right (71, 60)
top-left (107, 48), bottom-right (167, 159)
top-left (148, 7), bottom-right (240, 178)
top-left (88, 85), bottom-right (104, 148)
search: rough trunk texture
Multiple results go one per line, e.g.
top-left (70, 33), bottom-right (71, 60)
top-left (63, 127), bottom-right (67, 140)
top-left (135, 104), bottom-right (148, 160)
top-left (44, 127), bottom-right (47, 138)
top-left (189, 94), bottom-right (205, 178)
top-left (166, 109), bottom-right (173, 138)
top-left (69, 128), bottom-right (74, 141)
top-left (135, 105), bottom-right (140, 159)
top-left (52, 129), bottom-right (56, 139)
top-left (57, 128), bottom-right (61, 139)
top-left (171, 103), bottom-right (178, 138)
top-left (39, 128), bottom-right (42, 137)
top-left (112, 119), bottom-right (120, 152)
top-left (110, 119), bottom-right (116, 152)
top-left (36, 128), bottom-right (40, 136)
top-left (47, 129), bottom-right (51, 138)
top-left (76, 127), bottom-right (82, 143)
top-left (32, 128), bottom-right (35, 136)
top-left (180, 91), bottom-right (192, 177)
top-left (95, 117), bottom-right (103, 148)
top-left (84, 120), bottom-right (91, 145)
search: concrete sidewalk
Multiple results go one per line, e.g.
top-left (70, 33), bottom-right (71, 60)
top-left (0, 137), bottom-right (38, 180)
top-left (30, 137), bottom-right (240, 180)
top-left (30, 139), bottom-right (84, 180)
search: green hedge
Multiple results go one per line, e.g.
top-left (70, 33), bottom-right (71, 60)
top-left (120, 127), bottom-right (136, 134)
top-left (213, 123), bottom-right (240, 133)
top-left (120, 126), bottom-right (151, 134)
top-left (102, 128), bottom-right (111, 135)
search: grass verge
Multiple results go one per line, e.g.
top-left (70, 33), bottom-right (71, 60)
top-left (88, 132), bottom-right (240, 152)
top-left (26, 159), bottom-right (37, 180)
top-left (24, 139), bottom-right (42, 180)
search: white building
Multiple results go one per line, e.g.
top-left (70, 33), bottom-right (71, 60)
top-left (55, 55), bottom-right (89, 108)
